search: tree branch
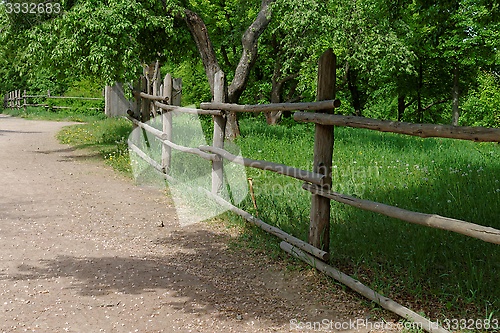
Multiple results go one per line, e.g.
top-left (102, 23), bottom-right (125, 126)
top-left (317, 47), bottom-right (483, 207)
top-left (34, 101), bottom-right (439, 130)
top-left (227, 0), bottom-right (275, 102)
top-left (422, 98), bottom-right (449, 111)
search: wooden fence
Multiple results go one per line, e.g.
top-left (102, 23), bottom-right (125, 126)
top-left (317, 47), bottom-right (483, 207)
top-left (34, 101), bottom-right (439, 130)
top-left (3, 89), bottom-right (103, 111)
top-left (127, 49), bottom-right (500, 333)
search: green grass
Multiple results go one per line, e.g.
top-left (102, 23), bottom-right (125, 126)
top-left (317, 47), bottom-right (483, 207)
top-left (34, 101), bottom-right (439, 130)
top-left (56, 117), bottom-right (133, 174)
top-left (33, 110), bottom-right (500, 321)
top-left (231, 117), bottom-right (500, 321)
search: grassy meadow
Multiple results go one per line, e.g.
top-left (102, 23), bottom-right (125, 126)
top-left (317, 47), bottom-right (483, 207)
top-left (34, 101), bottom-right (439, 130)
top-left (8, 106), bottom-right (498, 322)
top-left (232, 116), bottom-right (500, 320)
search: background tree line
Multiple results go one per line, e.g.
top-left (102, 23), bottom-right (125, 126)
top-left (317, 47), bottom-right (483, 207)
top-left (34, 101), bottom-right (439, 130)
top-left (1, 0), bottom-right (499, 134)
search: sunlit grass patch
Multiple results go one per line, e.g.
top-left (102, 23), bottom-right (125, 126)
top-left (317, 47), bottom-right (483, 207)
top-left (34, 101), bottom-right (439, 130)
top-left (57, 117), bottom-right (133, 175)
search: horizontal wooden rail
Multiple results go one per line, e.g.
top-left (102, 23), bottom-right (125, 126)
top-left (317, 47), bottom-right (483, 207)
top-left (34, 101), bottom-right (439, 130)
top-left (200, 99), bottom-right (341, 113)
top-left (203, 189), bottom-right (329, 261)
top-left (45, 96), bottom-right (103, 100)
top-left (125, 115), bottom-right (217, 161)
top-left (294, 112), bottom-right (500, 143)
top-left (281, 242), bottom-right (449, 333)
top-left (155, 101), bottom-right (223, 116)
top-left (199, 146), bottom-right (325, 186)
top-left (132, 90), bottom-right (169, 102)
top-left (162, 139), bottom-right (219, 161)
top-left (127, 143), bottom-right (329, 261)
top-left (303, 183), bottom-right (500, 245)
top-left (7, 94), bottom-right (103, 100)
top-left (126, 115), bottom-right (168, 140)
top-left (128, 140), bottom-right (164, 173)
top-left (24, 95), bottom-right (48, 98)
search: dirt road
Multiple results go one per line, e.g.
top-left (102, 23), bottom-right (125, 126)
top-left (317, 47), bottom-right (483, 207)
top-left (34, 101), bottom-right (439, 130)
top-left (0, 115), bottom-right (385, 332)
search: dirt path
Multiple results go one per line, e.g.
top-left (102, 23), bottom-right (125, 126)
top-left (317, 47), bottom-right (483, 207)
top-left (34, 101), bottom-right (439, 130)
top-left (0, 115), bottom-right (392, 332)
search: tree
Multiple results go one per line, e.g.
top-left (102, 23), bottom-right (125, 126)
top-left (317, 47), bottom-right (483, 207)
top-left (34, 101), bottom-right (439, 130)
top-left (182, 0), bottom-right (275, 138)
top-left (1, 0), bottom-right (277, 138)
top-left (411, 0), bottom-right (500, 125)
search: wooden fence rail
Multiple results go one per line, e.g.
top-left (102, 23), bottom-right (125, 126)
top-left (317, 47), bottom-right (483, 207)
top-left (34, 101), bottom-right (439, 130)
top-left (294, 112), bottom-right (500, 142)
top-left (3, 89), bottom-right (104, 111)
top-left (125, 50), bottom-right (500, 333)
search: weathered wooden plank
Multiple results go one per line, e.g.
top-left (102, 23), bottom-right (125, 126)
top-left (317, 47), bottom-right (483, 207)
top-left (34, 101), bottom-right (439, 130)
top-left (126, 115), bottom-right (167, 140)
top-left (155, 101), bottom-right (223, 116)
top-left (200, 99), bottom-right (340, 113)
top-left (44, 96), bottom-right (104, 100)
top-left (294, 113), bottom-right (500, 143)
top-left (281, 242), bottom-right (449, 333)
top-left (212, 70), bottom-right (226, 195)
top-left (162, 139), bottom-right (218, 161)
top-left (132, 90), bottom-right (169, 102)
top-left (200, 146), bottom-right (325, 186)
top-left (203, 190), bottom-right (329, 261)
top-left (161, 74), bottom-right (173, 174)
top-left (303, 183), bottom-right (500, 245)
top-left (128, 139), bottom-right (163, 173)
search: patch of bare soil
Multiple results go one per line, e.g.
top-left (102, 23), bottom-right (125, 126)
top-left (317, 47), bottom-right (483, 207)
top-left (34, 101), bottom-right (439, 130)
top-left (0, 115), bottom-right (399, 332)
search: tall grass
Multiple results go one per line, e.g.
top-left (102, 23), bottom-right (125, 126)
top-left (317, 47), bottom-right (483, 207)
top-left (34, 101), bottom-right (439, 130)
top-left (232, 117), bottom-right (500, 319)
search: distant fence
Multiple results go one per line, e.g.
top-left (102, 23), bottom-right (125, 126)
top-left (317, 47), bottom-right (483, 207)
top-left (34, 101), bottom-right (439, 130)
top-left (125, 50), bottom-right (499, 333)
top-left (3, 89), bottom-right (104, 112)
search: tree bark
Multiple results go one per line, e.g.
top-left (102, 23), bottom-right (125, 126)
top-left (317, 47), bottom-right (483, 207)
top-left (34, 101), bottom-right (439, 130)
top-left (227, 0), bottom-right (275, 102)
top-left (451, 63), bottom-right (460, 126)
top-left (397, 95), bottom-right (416, 122)
top-left (183, 9), bottom-right (221, 96)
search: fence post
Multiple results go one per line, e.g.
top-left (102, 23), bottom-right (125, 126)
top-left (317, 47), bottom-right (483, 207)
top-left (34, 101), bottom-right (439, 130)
top-left (212, 70), bottom-right (226, 195)
top-left (17, 90), bottom-right (21, 109)
top-left (23, 90), bottom-right (27, 112)
top-left (140, 75), bottom-right (149, 122)
top-left (162, 73), bottom-right (173, 174)
top-left (152, 61), bottom-right (161, 116)
top-left (308, 49), bottom-right (336, 253)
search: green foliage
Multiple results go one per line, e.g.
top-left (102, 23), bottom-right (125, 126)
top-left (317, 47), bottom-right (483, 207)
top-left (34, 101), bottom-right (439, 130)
top-left (163, 60), bottom-right (211, 106)
top-left (24, 0), bottom-right (175, 84)
top-left (2, 0), bottom-right (499, 128)
top-left (461, 71), bottom-right (500, 128)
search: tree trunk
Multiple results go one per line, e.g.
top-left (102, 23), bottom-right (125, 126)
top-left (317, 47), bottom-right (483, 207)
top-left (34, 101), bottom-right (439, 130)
top-left (417, 60), bottom-right (423, 123)
top-left (227, 0), bottom-right (275, 102)
top-left (347, 67), bottom-right (362, 116)
top-left (451, 63), bottom-right (460, 126)
top-left (266, 82), bottom-right (282, 125)
top-left (398, 95), bottom-right (405, 122)
top-left (183, 1), bottom-right (275, 139)
top-left (226, 0), bottom-right (275, 138)
top-left (183, 9), bottom-right (221, 97)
